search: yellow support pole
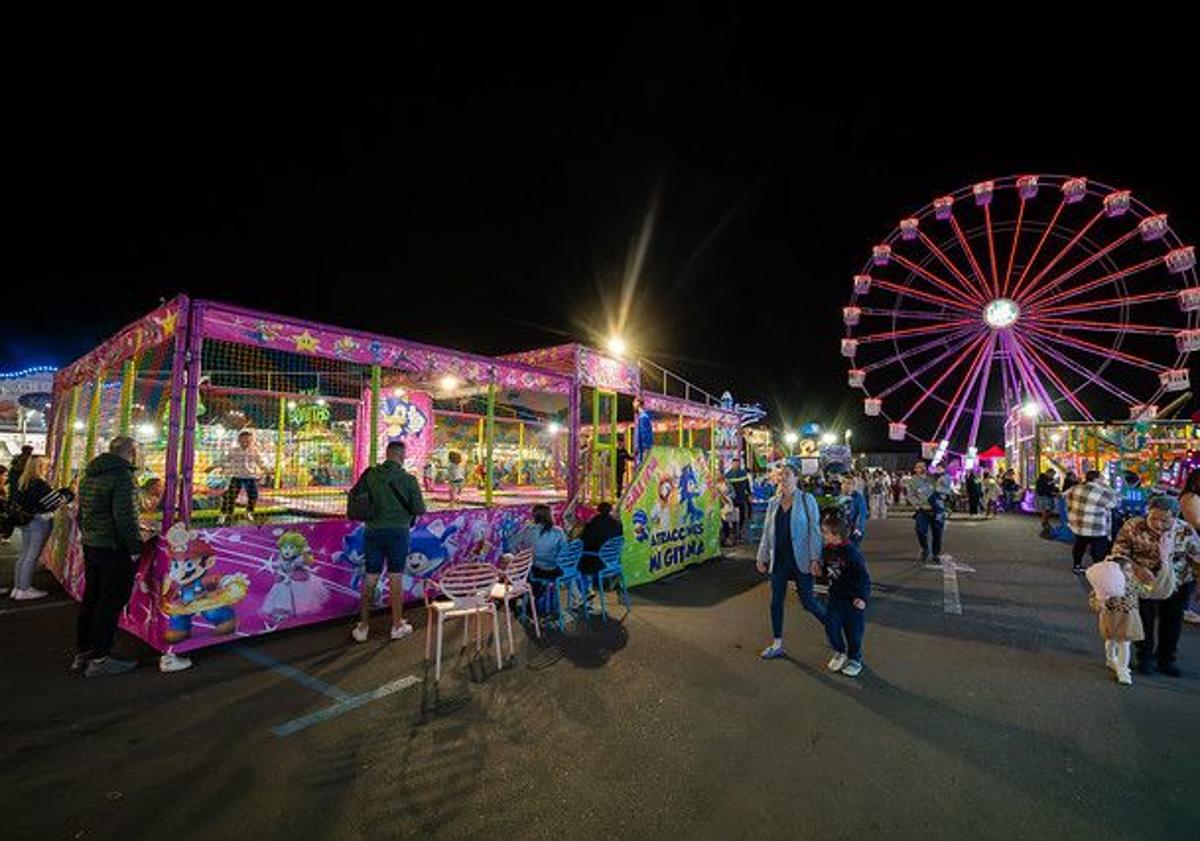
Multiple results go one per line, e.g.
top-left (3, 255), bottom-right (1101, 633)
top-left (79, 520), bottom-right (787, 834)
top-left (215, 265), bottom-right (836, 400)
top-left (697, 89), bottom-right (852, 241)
top-left (84, 372), bottom-right (104, 460)
top-left (58, 385), bottom-right (82, 485)
top-left (678, 414), bottom-right (684, 447)
top-left (369, 365), bottom-right (381, 465)
top-left (118, 359), bottom-right (137, 436)
top-left (275, 395), bottom-right (286, 489)
top-left (516, 422), bottom-right (524, 486)
top-left (485, 383), bottom-right (496, 507)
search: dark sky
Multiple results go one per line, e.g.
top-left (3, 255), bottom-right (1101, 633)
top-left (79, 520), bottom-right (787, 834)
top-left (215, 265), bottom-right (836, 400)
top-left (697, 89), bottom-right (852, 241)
top-left (7, 35), bottom-right (1198, 448)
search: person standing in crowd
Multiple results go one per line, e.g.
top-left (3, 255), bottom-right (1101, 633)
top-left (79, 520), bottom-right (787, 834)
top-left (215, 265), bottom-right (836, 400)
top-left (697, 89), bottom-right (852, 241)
top-left (74, 437), bottom-right (144, 677)
top-left (819, 510), bottom-right (871, 678)
top-left (725, 457), bottom-right (752, 542)
top-left (446, 450), bottom-right (465, 502)
top-left (1086, 558), bottom-right (1142, 686)
top-left (634, 398), bottom-right (654, 465)
top-left (981, 471), bottom-right (999, 518)
top-left (1177, 468), bottom-right (1200, 625)
top-left (10, 456), bottom-right (74, 600)
top-left (1035, 469), bottom-right (1060, 534)
top-left (8, 444), bottom-right (33, 499)
top-left (0, 465), bottom-right (10, 547)
top-left (903, 461), bottom-right (952, 564)
top-left (756, 464), bottom-right (823, 660)
top-left (965, 470), bottom-right (982, 518)
top-left (352, 440), bottom-right (427, 644)
top-left (1001, 469), bottom-right (1020, 512)
top-left (615, 443), bottom-right (633, 502)
top-left (1064, 470), bottom-right (1119, 574)
top-left (868, 470), bottom-right (890, 521)
top-left (1111, 495), bottom-right (1200, 677)
top-left (890, 470), bottom-right (904, 508)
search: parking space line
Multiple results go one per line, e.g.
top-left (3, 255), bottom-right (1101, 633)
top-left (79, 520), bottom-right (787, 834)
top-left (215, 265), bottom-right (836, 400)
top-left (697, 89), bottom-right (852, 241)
top-left (233, 645), bottom-right (353, 703)
top-left (270, 676), bottom-right (422, 737)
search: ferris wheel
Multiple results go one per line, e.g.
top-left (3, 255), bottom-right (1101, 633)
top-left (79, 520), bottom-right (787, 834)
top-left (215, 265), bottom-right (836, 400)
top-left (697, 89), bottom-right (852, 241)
top-left (842, 174), bottom-right (1198, 460)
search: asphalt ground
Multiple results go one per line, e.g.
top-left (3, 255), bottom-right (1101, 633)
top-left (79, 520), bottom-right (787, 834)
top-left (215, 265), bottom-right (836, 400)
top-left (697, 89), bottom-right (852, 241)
top-left (1, 512), bottom-right (1197, 840)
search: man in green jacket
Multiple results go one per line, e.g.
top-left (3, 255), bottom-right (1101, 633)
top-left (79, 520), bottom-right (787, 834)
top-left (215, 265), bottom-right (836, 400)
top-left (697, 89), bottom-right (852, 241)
top-left (352, 440), bottom-right (427, 643)
top-left (74, 436), bottom-right (144, 677)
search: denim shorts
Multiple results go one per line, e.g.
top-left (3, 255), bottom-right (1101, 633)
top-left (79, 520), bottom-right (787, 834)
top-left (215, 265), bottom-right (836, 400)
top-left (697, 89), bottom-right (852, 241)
top-left (363, 527), bottom-right (412, 575)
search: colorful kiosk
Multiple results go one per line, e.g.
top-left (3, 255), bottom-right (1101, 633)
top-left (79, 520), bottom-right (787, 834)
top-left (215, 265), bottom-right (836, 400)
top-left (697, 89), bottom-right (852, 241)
top-left (43, 297), bottom-right (740, 653)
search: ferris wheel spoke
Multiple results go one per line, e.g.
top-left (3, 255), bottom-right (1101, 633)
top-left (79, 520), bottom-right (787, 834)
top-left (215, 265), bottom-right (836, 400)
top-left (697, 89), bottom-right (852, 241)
top-left (870, 278), bottom-right (979, 313)
top-left (1025, 256), bottom-right (1165, 311)
top-left (862, 326), bottom-right (979, 373)
top-left (1001, 197), bottom-right (1027, 298)
top-left (858, 308), bottom-right (964, 321)
top-left (966, 333), bottom-right (997, 452)
top-left (1013, 210), bottom-right (1106, 303)
top-left (1005, 332), bottom-right (1062, 422)
top-left (950, 216), bottom-right (995, 301)
top-left (891, 252), bottom-right (985, 309)
top-left (855, 318), bottom-right (978, 344)
top-left (931, 332), bottom-right (994, 444)
top-left (983, 205), bottom-right (1001, 298)
top-left (874, 330), bottom-right (981, 398)
top-left (1009, 199), bottom-right (1066, 301)
top-left (1021, 227), bottom-right (1140, 307)
top-left (1025, 316), bottom-right (1179, 337)
top-left (1024, 332), bottom-right (1141, 406)
top-left (1011, 332), bottom-right (1094, 420)
top-left (1025, 323), bottom-right (1170, 372)
top-left (898, 332), bottom-right (991, 423)
top-left (913, 233), bottom-right (988, 306)
top-left (1030, 289), bottom-right (1178, 318)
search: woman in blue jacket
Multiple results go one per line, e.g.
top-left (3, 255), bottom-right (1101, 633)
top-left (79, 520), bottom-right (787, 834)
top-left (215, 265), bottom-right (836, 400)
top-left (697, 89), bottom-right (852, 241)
top-left (756, 464), bottom-right (824, 659)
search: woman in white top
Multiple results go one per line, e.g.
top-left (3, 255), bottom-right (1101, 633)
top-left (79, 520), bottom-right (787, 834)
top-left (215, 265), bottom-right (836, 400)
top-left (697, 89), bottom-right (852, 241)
top-left (1178, 468), bottom-right (1200, 624)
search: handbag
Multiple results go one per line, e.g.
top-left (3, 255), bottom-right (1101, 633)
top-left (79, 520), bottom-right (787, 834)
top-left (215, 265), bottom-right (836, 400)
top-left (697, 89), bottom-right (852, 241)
top-left (1142, 529), bottom-right (1178, 600)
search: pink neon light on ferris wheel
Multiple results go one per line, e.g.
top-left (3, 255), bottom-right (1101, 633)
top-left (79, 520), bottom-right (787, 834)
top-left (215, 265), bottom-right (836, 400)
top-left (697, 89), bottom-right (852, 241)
top-left (843, 174), bottom-right (1199, 456)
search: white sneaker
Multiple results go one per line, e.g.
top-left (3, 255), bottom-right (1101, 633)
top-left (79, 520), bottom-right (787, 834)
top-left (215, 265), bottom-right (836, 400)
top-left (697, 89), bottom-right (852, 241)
top-left (12, 587), bottom-right (48, 601)
top-left (389, 621), bottom-right (413, 640)
top-left (352, 623), bottom-right (369, 643)
top-left (216, 515), bottom-right (228, 525)
top-left (246, 512), bottom-right (255, 522)
top-left (1183, 609), bottom-right (1200, 625)
top-left (828, 653), bottom-right (848, 672)
top-left (159, 652), bottom-right (194, 673)
top-left (1116, 668), bottom-right (1132, 686)
top-left (840, 660), bottom-right (864, 677)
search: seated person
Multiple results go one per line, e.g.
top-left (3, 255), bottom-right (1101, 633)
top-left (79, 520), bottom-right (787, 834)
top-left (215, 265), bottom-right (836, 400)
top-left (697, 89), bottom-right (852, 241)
top-left (579, 502), bottom-right (623, 575)
top-left (514, 504), bottom-right (567, 578)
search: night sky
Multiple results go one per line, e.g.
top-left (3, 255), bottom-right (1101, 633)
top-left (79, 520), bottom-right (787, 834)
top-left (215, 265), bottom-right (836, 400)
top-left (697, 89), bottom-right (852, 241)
top-left (7, 38), bottom-right (1198, 448)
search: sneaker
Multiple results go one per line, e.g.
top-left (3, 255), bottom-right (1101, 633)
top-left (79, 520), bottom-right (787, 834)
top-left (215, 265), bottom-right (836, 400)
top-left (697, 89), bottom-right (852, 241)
top-left (12, 587), bottom-right (48, 600)
top-left (1158, 662), bottom-right (1182, 678)
top-left (70, 652), bottom-right (92, 673)
top-left (827, 653), bottom-right (848, 672)
top-left (1116, 668), bottom-right (1133, 686)
top-left (351, 623), bottom-right (369, 643)
top-left (1072, 566), bottom-right (1085, 575)
top-left (85, 656), bottom-right (138, 678)
top-left (216, 515), bottom-right (228, 526)
top-left (389, 621), bottom-right (413, 641)
top-left (840, 660), bottom-right (864, 677)
top-left (1183, 609), bottom-right (1200, 625)
top-left (760, 643), bottom-right (786, 660)
top-left (246, 512), bottom-right (255, 523)
top-left (159, 652), bottom-right (194, 673)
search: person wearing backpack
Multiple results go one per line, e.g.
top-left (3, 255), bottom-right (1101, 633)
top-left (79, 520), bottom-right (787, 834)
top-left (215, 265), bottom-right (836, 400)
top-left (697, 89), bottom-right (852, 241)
top-left (349, 440), bottom-right (427, 643)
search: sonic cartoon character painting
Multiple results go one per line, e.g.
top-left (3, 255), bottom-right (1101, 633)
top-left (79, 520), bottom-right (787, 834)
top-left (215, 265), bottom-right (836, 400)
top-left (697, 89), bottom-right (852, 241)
top-left (160, 523), bottom-right (249, 644)
top-left (678, 464), bottom-right (706, 525)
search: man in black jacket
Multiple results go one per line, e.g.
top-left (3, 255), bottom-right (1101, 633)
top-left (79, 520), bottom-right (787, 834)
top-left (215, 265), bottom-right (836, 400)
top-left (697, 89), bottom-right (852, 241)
top-left (579, 502), bottom-right (623, 576)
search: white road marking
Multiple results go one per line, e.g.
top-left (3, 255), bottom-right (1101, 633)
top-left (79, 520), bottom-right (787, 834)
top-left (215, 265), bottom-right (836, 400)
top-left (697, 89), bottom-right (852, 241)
top-left (924, 554), bottom-right (974, 615)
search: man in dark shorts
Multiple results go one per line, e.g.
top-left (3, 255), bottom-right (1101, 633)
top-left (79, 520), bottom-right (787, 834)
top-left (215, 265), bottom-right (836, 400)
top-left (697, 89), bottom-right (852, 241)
top-left (352, 440), bottom-right (427, 643)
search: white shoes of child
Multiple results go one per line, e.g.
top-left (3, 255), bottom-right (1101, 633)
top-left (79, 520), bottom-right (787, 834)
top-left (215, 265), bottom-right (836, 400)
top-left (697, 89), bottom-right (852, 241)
top-left (840, 660), bottom-right (863, 678)
top-left (159, 651), bottom-right (193, 673)
top-left (11, 587), bottom-right (49, 600)
top-left (1105, 641), bottom-right (1132, 685)
top-left (828, 653), bottom-right (848, 672)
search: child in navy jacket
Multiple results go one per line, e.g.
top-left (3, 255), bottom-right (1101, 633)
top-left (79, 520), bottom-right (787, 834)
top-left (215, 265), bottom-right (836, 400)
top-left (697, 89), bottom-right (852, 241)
top-left (820, 509), bottom-right (871, 677)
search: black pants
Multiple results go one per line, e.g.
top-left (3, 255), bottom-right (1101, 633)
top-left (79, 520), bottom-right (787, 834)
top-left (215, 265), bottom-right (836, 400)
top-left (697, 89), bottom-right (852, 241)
top-left (967, 494), bottom-right (980, 515)
top-left (76, 546), bottom-right (136, 658)
top-left (735, 496), bottom-right (751, 538)
top-left (1137, 581), bottom-right (1195, 667)
top-left (1071, 536), bottom-right (1111, 568)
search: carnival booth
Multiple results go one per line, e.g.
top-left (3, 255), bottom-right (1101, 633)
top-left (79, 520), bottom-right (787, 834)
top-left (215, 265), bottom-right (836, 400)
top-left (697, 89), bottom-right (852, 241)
top-left (1034, 418), bottom-right (1200, 493)
top-left (44, 298), bottom-right (740, 653)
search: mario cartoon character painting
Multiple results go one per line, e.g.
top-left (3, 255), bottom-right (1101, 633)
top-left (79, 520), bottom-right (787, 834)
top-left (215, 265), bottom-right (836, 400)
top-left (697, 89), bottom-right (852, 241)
top-left (160, 523), bottom-right (249, 644)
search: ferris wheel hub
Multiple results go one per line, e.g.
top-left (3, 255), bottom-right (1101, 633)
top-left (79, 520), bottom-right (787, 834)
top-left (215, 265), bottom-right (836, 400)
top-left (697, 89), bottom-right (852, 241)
top-left (983, 297), bottom-right (1020, 329)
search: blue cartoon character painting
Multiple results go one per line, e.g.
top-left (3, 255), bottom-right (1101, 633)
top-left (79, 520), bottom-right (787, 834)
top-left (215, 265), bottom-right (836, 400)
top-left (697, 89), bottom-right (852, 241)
top-left (632, 509), bottom-right (650, 542)
top-left (678, 463), bottom-right (706, 525)
top-left (261, 531), bottom-right (331, 623)
top-left (160, 523), bottom-right (249, 644)
top-left (333, 524), bottom-right (368, 591)
top-left (403, 519), bottom-right (461, 592)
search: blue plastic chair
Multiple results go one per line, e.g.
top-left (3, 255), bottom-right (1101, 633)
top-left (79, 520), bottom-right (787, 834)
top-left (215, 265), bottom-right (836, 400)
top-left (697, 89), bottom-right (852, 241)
top-left (585, 536), bottom-right (629, 624)
top-left (532, 539), bottom-right (584, 632)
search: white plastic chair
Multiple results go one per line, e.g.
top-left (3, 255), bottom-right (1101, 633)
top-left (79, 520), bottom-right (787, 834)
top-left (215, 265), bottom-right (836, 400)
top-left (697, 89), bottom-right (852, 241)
top-left (491, 549), bottom-right (539, 657)
top-left (423, 563), bottom-right (503, 682)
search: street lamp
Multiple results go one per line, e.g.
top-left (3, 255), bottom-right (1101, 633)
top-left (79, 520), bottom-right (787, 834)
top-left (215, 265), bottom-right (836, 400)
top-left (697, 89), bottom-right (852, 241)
top-left (606, 336), bottom-right (628, 357)
top-left (821, 432), bottom-right (837, 445)
top-left (1021, 401), bottom-right (1040, 418)
top-left (783, 431), bottom-right (799, 453)
top-left (844, 429), bottom-right (853, 443)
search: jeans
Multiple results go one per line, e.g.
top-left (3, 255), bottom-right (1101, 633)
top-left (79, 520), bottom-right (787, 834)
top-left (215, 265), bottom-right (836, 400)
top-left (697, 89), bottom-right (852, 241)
top-left (76, 546), bottom-right (137, 658)
top-left (15, 517), bottom-right (53, 589)
top-left (1071, 536), bottom-right (1110, 568)
top-left (914, 510), bottom-right (944, 557)
top-left (1137, 580), bottom-right (1195, 667)
top-left (770, 559), bottom-right (825, 638)
top-left (221, 477), bottom-right (259, 515)
top-left (824, 597), bottom-right (866, 662)
top-left (363, 527), bottom-right (412, 575)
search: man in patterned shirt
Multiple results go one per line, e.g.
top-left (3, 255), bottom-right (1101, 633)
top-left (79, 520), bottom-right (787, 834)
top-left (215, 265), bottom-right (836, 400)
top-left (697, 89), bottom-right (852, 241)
top-left (1064, 469), bottom-right (1118, 574)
